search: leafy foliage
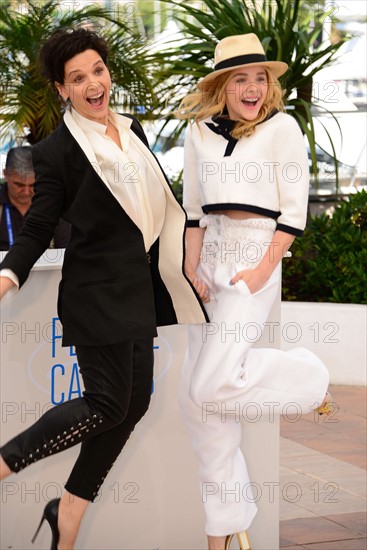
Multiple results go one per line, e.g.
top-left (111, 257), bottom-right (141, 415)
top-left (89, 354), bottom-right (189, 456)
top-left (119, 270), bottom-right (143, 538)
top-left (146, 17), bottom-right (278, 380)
top-left (0, 0), bottom-right (156, 144)
top-left (282, 190), bottom-right (367, 304)
top-left (149, 0), bottom-right (348, 176)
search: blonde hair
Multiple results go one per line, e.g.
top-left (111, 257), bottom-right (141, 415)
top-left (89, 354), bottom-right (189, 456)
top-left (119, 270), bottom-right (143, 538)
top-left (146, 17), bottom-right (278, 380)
top-left (175, 68), bottom-right (285, 138)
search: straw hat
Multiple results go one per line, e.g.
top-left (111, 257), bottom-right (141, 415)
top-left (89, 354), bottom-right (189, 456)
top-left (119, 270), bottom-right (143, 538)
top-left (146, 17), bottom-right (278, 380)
top-left (198, 33), bottom-right (288, 88)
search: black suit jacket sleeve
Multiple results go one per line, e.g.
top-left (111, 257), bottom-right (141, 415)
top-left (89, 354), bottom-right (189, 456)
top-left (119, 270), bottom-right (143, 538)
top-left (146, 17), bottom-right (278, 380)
top-left (53, 218), bottom-right (70, 248)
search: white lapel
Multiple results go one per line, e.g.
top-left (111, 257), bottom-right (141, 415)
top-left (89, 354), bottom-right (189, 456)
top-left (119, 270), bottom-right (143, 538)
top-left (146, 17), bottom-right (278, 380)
top-left (129, 130), bottom-right (198, 321)
top-left (63, 110), bottom-right (112, 192)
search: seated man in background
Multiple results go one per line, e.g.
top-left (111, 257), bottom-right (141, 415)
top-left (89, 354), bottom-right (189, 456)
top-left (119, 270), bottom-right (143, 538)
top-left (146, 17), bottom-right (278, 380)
top-left (0, 146), bottom-right (70, 251)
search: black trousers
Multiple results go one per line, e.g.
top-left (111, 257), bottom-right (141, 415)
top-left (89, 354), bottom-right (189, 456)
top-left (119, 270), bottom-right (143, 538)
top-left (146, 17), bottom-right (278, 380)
top-left (0, 338), bottom-right (154, 501)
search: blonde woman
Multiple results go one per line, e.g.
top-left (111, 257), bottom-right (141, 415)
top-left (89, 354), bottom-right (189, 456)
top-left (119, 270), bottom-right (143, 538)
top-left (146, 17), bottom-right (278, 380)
top-left (177, 34), bottom-right (333, 550)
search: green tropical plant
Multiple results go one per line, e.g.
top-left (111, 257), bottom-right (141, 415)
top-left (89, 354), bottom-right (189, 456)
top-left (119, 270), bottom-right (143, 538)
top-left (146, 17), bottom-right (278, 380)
top-left (149, 0), bottom-right (349, 179)
top-left (135, 0), bottom-right (171, 37)
top-left (282, 190), bottom-right (367, 304)
top-left (0, 0), bottom-right (156, 144)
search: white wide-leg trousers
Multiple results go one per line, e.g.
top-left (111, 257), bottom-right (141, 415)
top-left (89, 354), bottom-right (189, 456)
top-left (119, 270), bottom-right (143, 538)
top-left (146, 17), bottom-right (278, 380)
top-left (179, 216), bottom-right (329, 536)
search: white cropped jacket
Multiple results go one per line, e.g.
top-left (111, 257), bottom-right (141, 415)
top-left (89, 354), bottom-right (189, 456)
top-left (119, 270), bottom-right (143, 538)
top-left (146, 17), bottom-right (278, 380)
top-left (183, 111), bottom-right (310, 236)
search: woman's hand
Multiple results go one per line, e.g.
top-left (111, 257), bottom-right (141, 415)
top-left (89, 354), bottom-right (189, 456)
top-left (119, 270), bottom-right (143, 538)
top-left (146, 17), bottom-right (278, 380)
top-left (0, 277), bottom-right (16, 300)
top-left (230, 267), bottom-right (268, 295)
top-left (187, 271), bottom-right (210, 303)
top-left (184, 227), bottom-right (209, 302)
top-left (229, 229), bottom-right (295, 295)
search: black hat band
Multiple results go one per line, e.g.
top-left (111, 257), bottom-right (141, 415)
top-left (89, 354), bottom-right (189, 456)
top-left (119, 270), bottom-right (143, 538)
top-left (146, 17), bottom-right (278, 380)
top-left (215, 53), bottom-right (267, 71)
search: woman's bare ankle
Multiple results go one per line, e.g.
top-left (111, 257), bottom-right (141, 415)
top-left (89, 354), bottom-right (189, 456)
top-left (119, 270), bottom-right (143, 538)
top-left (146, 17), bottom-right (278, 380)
top-left (57, 493), bottom-right (89, 550)
top-left (0, 456), bottom-right (12, 481)
top-left (207, 535), bottom-right (227, 550)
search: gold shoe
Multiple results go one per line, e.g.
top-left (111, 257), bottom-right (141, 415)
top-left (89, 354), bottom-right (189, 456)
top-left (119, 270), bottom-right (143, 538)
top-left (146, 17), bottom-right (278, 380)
top-left (316, 391), bottom-right (333, 415)
top-left (225, 531), bottom-right (251, 550)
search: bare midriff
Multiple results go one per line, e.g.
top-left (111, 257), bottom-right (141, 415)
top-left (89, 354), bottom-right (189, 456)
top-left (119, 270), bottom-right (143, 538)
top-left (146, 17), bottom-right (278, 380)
top-left (209, 210), bottom-right (270, 220)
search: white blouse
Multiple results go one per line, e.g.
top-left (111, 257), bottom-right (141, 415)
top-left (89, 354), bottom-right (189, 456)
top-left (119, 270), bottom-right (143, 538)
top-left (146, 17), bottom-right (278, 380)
top-left (71, 108), bottom-right (166, 251)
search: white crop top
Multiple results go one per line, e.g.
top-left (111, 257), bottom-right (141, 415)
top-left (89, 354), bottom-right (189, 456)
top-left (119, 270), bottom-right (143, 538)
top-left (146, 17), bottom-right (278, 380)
top-left (183, 111), bottom-right (310, 236)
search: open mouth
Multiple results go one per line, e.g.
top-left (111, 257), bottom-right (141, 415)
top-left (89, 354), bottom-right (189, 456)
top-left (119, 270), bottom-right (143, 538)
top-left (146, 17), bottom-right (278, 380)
top-left (86, 91), bottom-right (104, 107)
top-left (242, 97), bottom-right (259, 108)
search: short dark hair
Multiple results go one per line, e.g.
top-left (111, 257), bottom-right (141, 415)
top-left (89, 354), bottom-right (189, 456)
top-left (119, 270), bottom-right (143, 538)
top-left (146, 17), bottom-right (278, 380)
top-left (38, 27), bottom-right (109, 87)
top-left (5, 147), bottom-right (34, 176)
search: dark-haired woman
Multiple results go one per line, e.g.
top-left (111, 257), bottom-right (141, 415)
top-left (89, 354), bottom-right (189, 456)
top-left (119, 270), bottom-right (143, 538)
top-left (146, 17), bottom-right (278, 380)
top-left (0, 28), bottom-right (206, 549)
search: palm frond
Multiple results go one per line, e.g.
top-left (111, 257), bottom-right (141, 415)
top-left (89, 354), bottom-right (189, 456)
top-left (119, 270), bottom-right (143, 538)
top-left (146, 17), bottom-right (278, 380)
top-left (0, 0), bottom-right (156, 143)
top-left (149, 0), bottom-right (350, 183)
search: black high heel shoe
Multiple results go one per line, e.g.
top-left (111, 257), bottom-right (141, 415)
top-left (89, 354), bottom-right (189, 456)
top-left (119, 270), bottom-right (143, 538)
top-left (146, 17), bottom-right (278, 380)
top-left (31, 498), bottom-right (60, 550)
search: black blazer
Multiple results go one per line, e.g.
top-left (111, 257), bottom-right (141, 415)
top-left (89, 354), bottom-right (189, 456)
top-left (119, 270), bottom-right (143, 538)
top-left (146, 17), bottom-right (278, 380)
top-left (0, 114), bottom-right (207, 346)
